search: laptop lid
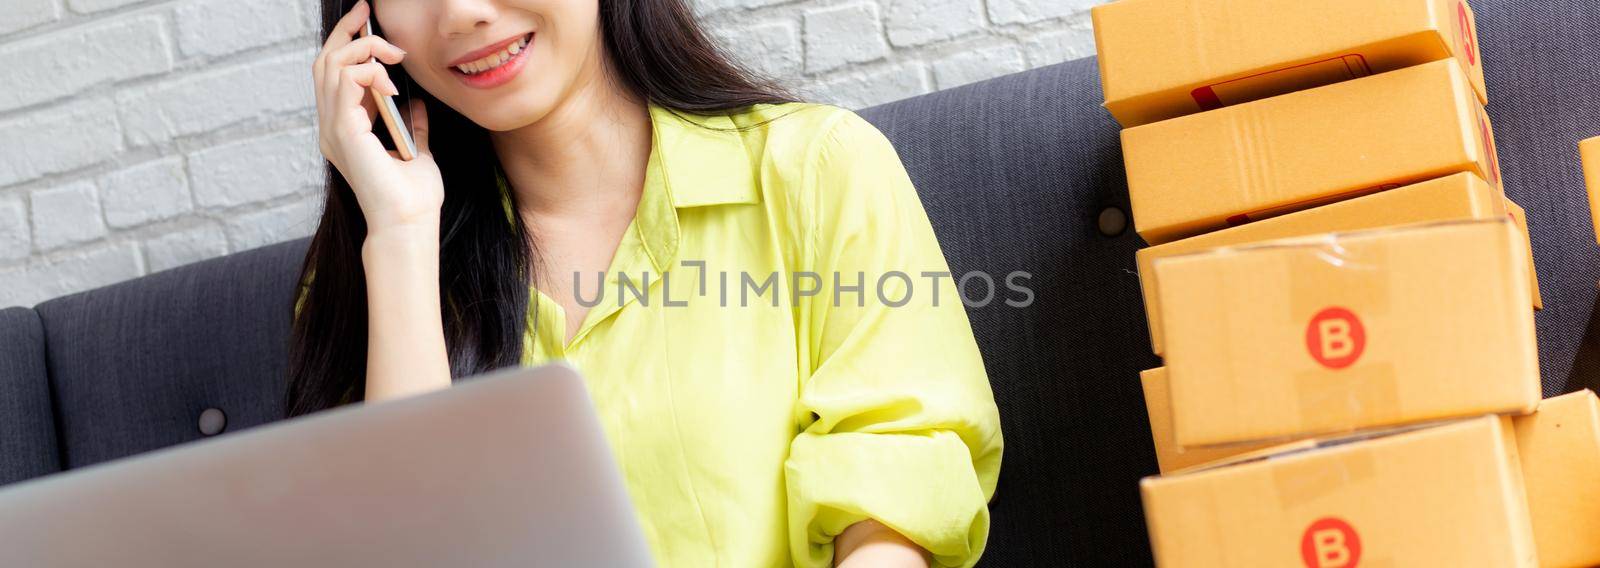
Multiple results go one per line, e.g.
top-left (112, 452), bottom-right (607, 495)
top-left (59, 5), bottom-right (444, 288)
top-left (0, 364), bottom-right (654, 567)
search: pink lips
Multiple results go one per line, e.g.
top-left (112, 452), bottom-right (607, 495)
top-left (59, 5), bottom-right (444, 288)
top-left (449, 33), bottom-right (533, 90)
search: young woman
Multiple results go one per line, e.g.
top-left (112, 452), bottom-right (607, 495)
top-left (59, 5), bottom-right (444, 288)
top-left (287, 1), bottom-right (1002, 566)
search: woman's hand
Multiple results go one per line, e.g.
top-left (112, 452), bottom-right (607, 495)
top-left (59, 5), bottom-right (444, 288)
top-left (835, 520), bottom-right (930, 568)
top-left (314, 0), bottom-right (443, 237)
top-left (316, 0), bottom-right (452, 402)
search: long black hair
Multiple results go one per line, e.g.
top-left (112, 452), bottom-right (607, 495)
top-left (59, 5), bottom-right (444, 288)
top-left (285, 0), bottom-right (792, 417)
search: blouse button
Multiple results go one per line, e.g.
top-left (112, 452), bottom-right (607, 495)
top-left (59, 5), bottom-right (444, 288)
top-left (198, 408), bottom-right (227, 436)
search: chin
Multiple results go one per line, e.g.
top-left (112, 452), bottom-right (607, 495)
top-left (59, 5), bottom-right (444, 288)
top-left (464, 107), bottom-right (543, 132)
top-left (452, 87), bottom-right (561, 133)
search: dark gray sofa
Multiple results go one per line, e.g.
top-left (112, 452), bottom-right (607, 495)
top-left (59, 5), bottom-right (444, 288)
top-left (3, 1), bottom-right (1597, 564)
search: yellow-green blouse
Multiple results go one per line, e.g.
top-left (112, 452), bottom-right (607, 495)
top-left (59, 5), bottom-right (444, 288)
top-left (306, 102), bottom-right (1003, 567)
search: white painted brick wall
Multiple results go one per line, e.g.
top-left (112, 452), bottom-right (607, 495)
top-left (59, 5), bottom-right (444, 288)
top-left (30, 181), bottom-right (106, 251)
top-left (187, 127), bottom-right (322, 209)
top-left (1, 0), bottom-right (61, 36)
top-left (0, 0), bottom-right (1104, 308)
top-left (101, 156), bottom-right (191, 228)
top-left (0, 15), bottom-right (174, 112)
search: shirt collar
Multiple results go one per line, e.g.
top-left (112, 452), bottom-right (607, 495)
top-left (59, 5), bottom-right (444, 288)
top-left (646, 102), bottom-right (762, 208)
top-left (635, 103), bottom-right (763, 271)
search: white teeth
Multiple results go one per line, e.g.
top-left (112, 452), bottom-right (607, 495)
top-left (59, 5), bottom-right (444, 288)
top-left (456, 35), bottom-right (529, 75)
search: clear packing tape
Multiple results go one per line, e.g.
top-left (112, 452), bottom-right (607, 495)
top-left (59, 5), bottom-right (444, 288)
top-left (1154, 219), bottom-right (1540, 448)
top-left (1286, 237), bottom-right (1400, 437)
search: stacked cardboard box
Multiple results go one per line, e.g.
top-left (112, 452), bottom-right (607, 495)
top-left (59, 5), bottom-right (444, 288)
top-left (1121, 60), bottom-right (1502, 244)
top-left (1142, 416), bottom-right (1538, 566)
top-left (1138, 367), bottom-right (1288, 473)
top-left (1584, 137), bottom-right (1600, 245)
top-left (1512, 391), bottom-right (1600, 566)
top-left (1156, 221), bottom-right (1539, 445)
top-left (1095, 0), bottom-right (1600, 565)
top-left (1135, 172), bottom-right (1539, 358)
top-left (1093, 0), bottom-right (1487, 127)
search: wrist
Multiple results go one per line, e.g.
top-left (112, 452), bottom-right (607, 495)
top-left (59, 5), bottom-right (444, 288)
top-left (835, 520), bottom-right (929, 568)
top-left (364, 209), bottom-right (441, 242)
top-left (363, 221), bottom-right (440, 260)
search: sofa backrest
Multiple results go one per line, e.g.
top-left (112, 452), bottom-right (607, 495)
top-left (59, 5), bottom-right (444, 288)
top-left (31, 240), bottom-right (306, 470)
top-left (0, 306), bottom-right (59, 484)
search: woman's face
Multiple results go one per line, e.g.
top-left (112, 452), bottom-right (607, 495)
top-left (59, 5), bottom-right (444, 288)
top-left (374, 0), bottom-right (604, 131)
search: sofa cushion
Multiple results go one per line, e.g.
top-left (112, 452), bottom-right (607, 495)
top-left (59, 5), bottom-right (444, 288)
top-left (33, 239), bottom-right (307, 469)
top-left (0, 306), bottom-right (59, 485)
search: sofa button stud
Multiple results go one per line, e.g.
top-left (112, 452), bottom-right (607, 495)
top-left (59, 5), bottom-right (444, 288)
top-left (198, 408), bottom-right (227, 436)
top-left (1098, 206), bottom-right (1127, 237)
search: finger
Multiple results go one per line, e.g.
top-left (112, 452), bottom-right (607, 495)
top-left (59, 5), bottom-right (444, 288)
top-left (314, 0), bottom-right (371, 99)
top-left (322, 51), bottom-right (343, 116)
top-left (373, 67), bottom-right (399, 97)
top-left (318, 55), bottom-right (334, 125)
top-left (312, 54), bottom-right (325, 100)
top-left (334, 62), bottom-right (389, 136)
top-left (323, 36), bottom-right (400, 106)
top-left (336, 61), bottom-right (391, 111)
top-left (324, 40), bottom-right (399, 119)
top-left (409, 98), bottom-right (431, 155)
top-left (327, 35), bottom-right (406, 69)
top-left (320, 0), bottom-right (370, 56)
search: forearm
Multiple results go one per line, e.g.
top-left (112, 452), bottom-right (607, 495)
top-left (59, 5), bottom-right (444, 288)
top-left (835, 519), bottom-right (930, 568)
top-left (361, 223), bottom-right (452, 402)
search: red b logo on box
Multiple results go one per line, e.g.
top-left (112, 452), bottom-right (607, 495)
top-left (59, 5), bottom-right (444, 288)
top-left (1457, 2), bottom-right (1477, 66)
top-left (1306, 307), bottom-right (1365, 369)
top-left (1301, 517), bottom-right (1361, 567)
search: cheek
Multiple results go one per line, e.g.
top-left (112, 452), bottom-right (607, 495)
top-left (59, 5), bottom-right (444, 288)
top-left (394, 47), bottom-right (442, 98)
top-left (540, 1), bottom-right (602, 60)
top-left (374, 18), bottom-right (433, 77)
top-left (373, 3), bottom-right (431, 48)
top-left (545, 29), bottom-right (606, 90)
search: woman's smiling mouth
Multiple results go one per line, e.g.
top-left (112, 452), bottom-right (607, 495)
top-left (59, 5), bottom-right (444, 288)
top-left (449, 33), bottom-right (534, 89)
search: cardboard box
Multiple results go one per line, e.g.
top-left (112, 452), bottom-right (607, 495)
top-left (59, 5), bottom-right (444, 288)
top-left (1123, 59), bottom-right (1503, 245)
top-left (1583, 137), bottom-right (1600, 246)
top-left (1135, 173), bottom-right (1541, 355)
top-left (1142, 416), bottom-right (1538, 567)
top-left (1503, 198), bottom-right (1543, 311)
top-left (1141, 368), bottom-right (1286, 473)
top-left (1092, 0), bottom-right (1487, 127)
top-left (1512, 390), bottom-right (1600, 568)
top-left (1156, 220), bottom-right (1540, 446)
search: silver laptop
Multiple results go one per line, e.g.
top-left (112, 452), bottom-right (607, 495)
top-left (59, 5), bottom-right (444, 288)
top-left (0, 364), bottom-right (655, 567)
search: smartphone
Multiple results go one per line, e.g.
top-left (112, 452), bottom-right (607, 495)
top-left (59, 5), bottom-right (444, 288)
top-left (360, 17), bottom-right (417, 161)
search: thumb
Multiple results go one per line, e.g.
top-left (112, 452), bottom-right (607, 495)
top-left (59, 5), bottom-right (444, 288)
top-left (409, 98), bottom-right (431, 156)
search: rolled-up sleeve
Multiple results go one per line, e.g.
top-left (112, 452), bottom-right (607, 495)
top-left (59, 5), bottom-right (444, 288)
top-left (785, 110), bottom-right (1003, 568)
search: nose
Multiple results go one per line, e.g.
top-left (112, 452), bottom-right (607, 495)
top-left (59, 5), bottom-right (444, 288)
top-left (438, 0), bottom-right (498, 37)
